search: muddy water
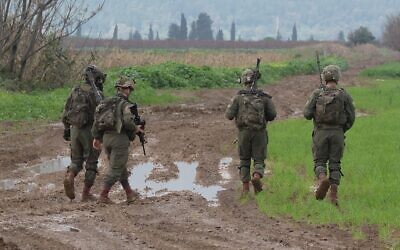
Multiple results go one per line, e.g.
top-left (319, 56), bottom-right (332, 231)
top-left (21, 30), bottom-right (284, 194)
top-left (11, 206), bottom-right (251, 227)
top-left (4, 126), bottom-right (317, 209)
top-left (30, 156), bottom-right (70, 174)
top-left (0, 179), bottom-right (19, 190)
top-left (129, 161), bottom-right (227, 204)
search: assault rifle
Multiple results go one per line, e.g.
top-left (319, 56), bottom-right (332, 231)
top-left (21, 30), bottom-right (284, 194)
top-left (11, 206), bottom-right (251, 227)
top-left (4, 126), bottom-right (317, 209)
top-left (86, 70), bottom-right (103, 103)
top-left (129, 103), bottom-right (146, 156)
top-left (315, 51), bottom-right (324, 89)
top-left (251, 58), bottom-right (261, 93)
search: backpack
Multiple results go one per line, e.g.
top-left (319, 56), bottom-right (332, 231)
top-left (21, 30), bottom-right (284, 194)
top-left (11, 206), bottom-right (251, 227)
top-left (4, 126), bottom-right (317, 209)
top-left (237, 90), bottom-right (267, 130)
top-left (315, 89), bottom-right (344, 125)
top-left (94, 97), bottom-right (123, 132)
top-left (63, 86), bottom-right (91, 128)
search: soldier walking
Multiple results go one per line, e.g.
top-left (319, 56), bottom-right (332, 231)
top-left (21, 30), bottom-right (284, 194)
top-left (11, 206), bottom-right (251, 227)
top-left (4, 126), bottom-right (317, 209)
top-left (226, 68), bottom-right (276, 196)
top-left (92, 77), bottom-right (144, 204)
top-left (304, 65), bottom-right (355, 206)
top-left (62, 65), bottom-right (106, 202)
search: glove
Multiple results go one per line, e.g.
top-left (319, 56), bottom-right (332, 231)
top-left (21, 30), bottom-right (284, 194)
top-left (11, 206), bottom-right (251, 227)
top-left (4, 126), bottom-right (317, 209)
top-left (63, 128), bottom-right (71, 141)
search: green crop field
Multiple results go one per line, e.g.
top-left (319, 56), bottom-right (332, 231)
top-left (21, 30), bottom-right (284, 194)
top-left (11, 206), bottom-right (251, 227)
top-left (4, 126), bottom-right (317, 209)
top-left (256, 64), bottom-right (400, 244)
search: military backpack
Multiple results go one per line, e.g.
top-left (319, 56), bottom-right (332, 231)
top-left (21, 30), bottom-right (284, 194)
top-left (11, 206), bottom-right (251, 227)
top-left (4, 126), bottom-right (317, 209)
top-left (315, 88), bottom-right (345, 125)
top-left (63, 86), bottom-right (92, 128)
top-left (94, 97), bottom-right (123, 132)
top-left (237, 90), bottom-right (267, 130)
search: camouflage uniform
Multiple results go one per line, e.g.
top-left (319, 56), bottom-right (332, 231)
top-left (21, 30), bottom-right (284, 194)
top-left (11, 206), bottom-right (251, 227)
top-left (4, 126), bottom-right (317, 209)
top-left (62, 65), bottom-right (105, 201)
top-left (304, 65), bottom-right (355, 205)
top-left (92, 77), bottom-right (139, 204)
top-left (226, 69), bottom-right (277, 194)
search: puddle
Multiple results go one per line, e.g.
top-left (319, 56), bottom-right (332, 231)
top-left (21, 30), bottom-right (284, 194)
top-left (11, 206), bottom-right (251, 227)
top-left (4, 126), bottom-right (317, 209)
top-left (30, 156), bottom-right (71, 174)
top-left (218, 157), bottom-right (233, 183)
top-left (129, 161), bottom-right (225, 204)
top-left (0, 179), bottom-right (20, 190)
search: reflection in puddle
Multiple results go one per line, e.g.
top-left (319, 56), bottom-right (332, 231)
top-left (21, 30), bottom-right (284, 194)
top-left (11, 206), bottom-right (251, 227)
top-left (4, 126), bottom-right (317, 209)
top-left (30, 156), bottom-right (70, 174)
top-left (218, 157), bottom-right (232, 183)
top-left (0, 179), bottom-right (19, 190)
top-left (129, 161), bottom-right (225, 204)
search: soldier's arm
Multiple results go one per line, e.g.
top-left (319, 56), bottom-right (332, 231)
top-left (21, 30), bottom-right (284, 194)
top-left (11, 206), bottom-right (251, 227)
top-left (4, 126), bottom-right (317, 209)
top-left (91, 118), bottom-right (104, 141)
top-left (264, 97), bottom-right (277, 121)
top-left (343, 92), bottom-right (356, 132)
top-left (225, 96), bottom-right (239, 120)
top-left (303, 89), bottom-right (320, 120)
top-left (61, 90), bottom-right (73, 128)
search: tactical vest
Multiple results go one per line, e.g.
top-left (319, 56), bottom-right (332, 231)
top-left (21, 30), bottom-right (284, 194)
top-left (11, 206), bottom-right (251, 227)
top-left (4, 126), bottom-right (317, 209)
top-left (63, 86), bottom-right (92, 128)
top-left (94, 97), bottom-right (124, 132)
top-left (315, 88), bottom-right (345, 125)
top-left (236, 90), bottom-right (267, 130)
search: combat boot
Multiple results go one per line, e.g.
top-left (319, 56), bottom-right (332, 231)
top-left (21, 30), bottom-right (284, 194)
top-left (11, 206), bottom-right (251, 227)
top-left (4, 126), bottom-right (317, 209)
top-left (99, 186), bottom-right (114, 204)
top-left (251, 173), bottom-right (263, 194)
top-left (121, 180), bottom-right (138, 204)
top-left (81, 183), bottom-right (97, 202)
top-left (329, 184), bottom-right (339, 207)
top-left (241, 182), bottom-right (250, 197)
top-left (63, 170), bottom-right (76, 200)
top-left (315, 173), bottom-right (330, 200)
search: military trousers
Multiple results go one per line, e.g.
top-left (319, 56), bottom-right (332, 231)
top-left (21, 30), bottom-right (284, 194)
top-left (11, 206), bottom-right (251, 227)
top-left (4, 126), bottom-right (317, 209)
top-left (103, 132), bottom-right (131, 187)
top-left (69, 126), bottom-right (100, 186)
top-left (312, 128), bottom-right (344, 185)
top-left (238, 128), bottom-right (268, 182)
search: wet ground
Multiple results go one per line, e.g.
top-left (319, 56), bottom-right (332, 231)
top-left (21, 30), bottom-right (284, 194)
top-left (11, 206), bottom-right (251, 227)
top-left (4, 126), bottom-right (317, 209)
top-left (0, 58), bottom-right (392, 249)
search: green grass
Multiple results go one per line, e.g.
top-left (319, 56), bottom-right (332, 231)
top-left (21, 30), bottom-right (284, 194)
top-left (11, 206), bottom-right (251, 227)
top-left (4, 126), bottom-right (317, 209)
top-left (257, 78), bottom-right (400, 241)
top-left (108, 56), bottom-right (347, 89)
top-left (359, 62), bottom-right (400, 78)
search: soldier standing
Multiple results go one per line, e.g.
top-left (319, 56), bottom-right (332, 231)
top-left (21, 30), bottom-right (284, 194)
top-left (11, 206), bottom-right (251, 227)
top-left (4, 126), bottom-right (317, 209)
top-left (226, 68), bottom-right (277, 196)
top-left (304, 65), bottom-right (355, 206)
top-left (92, 77), bottom-right (144, 204)
top-left (62, 65), bottom-right (106, 202)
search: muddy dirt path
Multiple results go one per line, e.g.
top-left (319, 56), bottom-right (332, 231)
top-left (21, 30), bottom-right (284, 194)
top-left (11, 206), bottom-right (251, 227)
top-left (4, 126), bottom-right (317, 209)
top-left (0, 60), bottom-right (387, 249)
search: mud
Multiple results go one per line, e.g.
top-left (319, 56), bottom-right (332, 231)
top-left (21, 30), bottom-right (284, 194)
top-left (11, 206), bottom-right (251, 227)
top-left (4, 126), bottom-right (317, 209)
top-left (0, 59), bottom-right (391, 249)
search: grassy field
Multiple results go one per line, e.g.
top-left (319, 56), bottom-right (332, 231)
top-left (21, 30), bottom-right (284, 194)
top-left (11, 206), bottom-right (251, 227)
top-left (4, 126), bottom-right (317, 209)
top-left (257, 64), bottom-right (400, 243)
top-left (0, 55), bottom-right (346, 121)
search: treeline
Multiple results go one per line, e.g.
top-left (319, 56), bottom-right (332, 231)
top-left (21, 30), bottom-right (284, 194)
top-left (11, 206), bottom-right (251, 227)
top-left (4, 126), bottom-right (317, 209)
top-left (66, 37), bottom-right (317, 50)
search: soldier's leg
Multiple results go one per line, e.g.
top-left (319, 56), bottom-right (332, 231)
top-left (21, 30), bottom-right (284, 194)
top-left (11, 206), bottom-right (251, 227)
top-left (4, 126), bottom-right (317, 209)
top-left (238, 129), bottom-right (251, 194)
top-left (81, 129), bottom-right (100, 201)
top-left (100, 134), bottom-right (130, 204)
top-left (328, 130), bottom-right (345, 206)
top-left (251, 129), bottom-right (267, 194)
top-left (120, 169), bottom-right (138, 204)
top-left (64, 127), bottom-right (84, 200)
top-left (313, 129), bottom-right (330, 200)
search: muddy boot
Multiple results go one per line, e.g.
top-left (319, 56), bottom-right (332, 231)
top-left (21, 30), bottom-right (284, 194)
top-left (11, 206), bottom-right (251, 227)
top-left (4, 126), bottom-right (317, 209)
top-left (241, 182), bottom-right (250, 198)
top-left (98, 186), bottom-right (114, 204)
top-left (121, 180), bottom-right (138, 204)
top-left (63, 170), bottom-right (75, 200)
top-left (251, 173), bottom-right (263, 194)
top-left (81, 183), bottom-right (97, 202)
top-left (315, 173), bottom-right (330, 200)
top-left (329, 184), bottom-right (339, 207)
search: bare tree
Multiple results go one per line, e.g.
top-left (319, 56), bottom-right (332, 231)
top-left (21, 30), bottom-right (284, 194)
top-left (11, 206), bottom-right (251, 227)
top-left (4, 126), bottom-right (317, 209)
top-left (0, 0), bottom-right (103, 84)
top-left (383, 13), bottom-right (400, 51)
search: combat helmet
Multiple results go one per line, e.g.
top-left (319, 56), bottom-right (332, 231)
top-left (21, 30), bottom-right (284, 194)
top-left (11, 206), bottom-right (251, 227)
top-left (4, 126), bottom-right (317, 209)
top-left (322, 65), bottom-right (341, 82)
top-left (83, 65), bottom-right (107, 83)
top-left (115, 76), bottom-right (135, 89)
top-left (240, 68), bottom-right (261, 84)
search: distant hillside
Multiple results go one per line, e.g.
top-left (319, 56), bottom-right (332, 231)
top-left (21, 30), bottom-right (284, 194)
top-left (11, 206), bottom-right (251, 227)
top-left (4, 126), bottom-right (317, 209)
top-left (83, 0), bottom-right (400, 41)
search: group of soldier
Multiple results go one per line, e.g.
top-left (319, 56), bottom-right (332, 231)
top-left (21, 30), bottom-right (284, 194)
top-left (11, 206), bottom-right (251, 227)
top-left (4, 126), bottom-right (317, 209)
top-left (61, 62), bottom-right (355, 207)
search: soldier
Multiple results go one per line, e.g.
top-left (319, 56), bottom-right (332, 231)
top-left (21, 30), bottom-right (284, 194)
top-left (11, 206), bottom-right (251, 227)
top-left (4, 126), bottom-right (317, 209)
top-left (92, 77), bottom-right (144, 204)
top-left (225, 68), bottom-right (277, 196)
top-left (304, 65), bottom-right (355, 206)
top-left (62, 65), bottom-right (106, 202)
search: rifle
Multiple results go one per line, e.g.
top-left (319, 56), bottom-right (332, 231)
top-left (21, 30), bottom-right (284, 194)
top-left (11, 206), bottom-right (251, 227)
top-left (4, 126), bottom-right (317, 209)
top-left (251, 58), bottom-right (261, 93)
top-left (129, 103), bottom-right (146, 156)
top-left (86, 70), bottom-right (103, 103)
top-left (315, 51), bottom-right (324, 89)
